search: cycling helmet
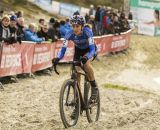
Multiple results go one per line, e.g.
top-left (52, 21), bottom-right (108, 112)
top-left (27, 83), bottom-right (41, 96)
top-left (70, 15), bottom-right (85, 25)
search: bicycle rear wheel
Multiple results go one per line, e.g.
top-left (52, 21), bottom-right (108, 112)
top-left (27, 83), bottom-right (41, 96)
top-left (59, 79), bottom-right (80, 128)
top-left (86, 85), bottom-right (100, 123)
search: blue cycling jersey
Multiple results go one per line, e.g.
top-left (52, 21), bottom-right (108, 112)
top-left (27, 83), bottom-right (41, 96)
top-left (57, 26), bottom-right (96, 60)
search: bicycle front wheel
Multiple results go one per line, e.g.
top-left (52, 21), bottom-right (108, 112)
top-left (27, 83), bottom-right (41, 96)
top-left (59, 79), bottom-right (80, 128)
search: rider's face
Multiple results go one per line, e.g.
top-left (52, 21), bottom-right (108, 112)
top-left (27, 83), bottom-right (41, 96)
top-left (72, 24), bottom-right (82, 36)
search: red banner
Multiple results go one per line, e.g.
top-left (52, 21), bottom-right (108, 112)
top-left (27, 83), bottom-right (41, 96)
top-left (31, 43), bottom-right (53, 72)
top-left (94, 35), bottom-right (112, 56)
top-left (0, 29), bottom-right (132, 77)
top-left (21, 44), bottom-right (34, 73)
top-left (0, 44), bottom-right (24, 77)
top-left (108, 31), bottom-right (131, 52)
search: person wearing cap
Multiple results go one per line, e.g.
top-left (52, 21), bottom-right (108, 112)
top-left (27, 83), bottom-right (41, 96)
top-left (0, 15), bottom-right (11, 43)
top-left (10, 15), bottom-right (17, 34)
top-left (9, 15), bottom-right (18, 43)
top-left (24, 23), bottom-right (45, 43)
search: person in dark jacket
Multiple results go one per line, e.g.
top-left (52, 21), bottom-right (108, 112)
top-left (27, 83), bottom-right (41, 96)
top-left (16, 17), bottom-right (25, 40)
top-left (47, 17), bottom-right (57, 42)
top-left (37, 23), bottom-right (49, 41)
top-left (95, 6), bottom-right (101, 36)
top-left (9, 15), bottom-right (18, 43)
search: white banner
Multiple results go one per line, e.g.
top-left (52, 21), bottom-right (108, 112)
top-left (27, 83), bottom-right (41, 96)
top-left (137, 8), bottom-right (155, 22)
top-left (138, 23), bottom-right (155, 36)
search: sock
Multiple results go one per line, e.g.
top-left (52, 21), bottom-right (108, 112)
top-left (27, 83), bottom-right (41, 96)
top-left (90, 80), bottom-right (97, 88)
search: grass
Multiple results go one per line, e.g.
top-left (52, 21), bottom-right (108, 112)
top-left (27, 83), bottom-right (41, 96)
top-left (103, 83), bottom-right (152, 95)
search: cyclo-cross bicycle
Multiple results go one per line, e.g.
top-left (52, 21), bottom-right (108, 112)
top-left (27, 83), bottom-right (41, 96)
top-left (54, 61), bottom-right (100, 128)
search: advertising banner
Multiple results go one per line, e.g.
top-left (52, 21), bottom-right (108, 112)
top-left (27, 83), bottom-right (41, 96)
top-left (0, 44), bottom-right (24, 77)
top-left (0, 30), bottom-right (132, 77)
top-left (130, 0), bottom-right (160, 36)
top-left (138, 23), bottom-right (155, 36)
top-left (21, 44), bottom-right (34, 73)
top-left (31, 43), bottom-right (53, 72)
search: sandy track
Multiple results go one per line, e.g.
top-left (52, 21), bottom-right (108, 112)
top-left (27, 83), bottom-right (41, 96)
top-left (1, 35), bottom-right (160, 130)
top-left (0, 64), bottom-right (160, 130)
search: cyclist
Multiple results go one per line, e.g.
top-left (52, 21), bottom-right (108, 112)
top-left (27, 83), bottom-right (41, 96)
top-left (53, 14), bottom-right (98, 117)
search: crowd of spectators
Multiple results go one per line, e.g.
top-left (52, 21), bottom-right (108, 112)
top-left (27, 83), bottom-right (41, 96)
top-left (0, 10), bottom-right (73, 44)
top-left (0, 5), bottom-right (132, 45)
top-left (86, 5), bottom-right (132, 36)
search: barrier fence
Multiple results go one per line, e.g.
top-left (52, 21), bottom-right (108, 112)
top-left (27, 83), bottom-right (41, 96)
top-left (0, 29), bottom-right (132, 78)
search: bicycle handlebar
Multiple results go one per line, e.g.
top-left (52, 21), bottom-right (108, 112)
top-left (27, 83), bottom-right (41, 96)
top-left (54, 64), bottom-right (59, 75)
top-left (53, 61), bottom-right (85, 75)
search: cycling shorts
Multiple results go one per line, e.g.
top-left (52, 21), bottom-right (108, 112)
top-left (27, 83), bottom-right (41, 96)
top-left (73, 47), bottom-right (89, 62)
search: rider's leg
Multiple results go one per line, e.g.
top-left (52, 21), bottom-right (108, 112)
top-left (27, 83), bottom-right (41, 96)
top-left (83, 58), bottom-right (98, 102)
top-left (75, 66), bottom-right (81, 90)
top-left (70, 66), bottom-right (81, 120)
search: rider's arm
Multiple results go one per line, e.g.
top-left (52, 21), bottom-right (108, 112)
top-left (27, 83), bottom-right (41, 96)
top-left (86, 37), bottom-right (96, 59)
top-left (57, 39), bottom-right (68, 59)
top-left (84, 27), bottom-right (96, 59)
top-left (57, 31), bottom-right (73, 60)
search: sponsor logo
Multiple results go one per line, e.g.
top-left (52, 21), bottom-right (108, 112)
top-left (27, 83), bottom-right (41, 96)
top-left (33, 52), bottom-right (51, 64)
top-left (35, 46), bottom-right (48, 52)
top-left (1, 54), bottom-right (21, 68)
top-left (111, 39), bottom-right (126, 48)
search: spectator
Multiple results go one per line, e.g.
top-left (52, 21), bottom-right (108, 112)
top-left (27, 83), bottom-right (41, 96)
top-left (37, 23), bottom-right (49, 41)
top-left (73, 11), bottom-right (80, 15)
top-left (8, 11), bottom-right (15, 17)
top-left (24, 23), bottom-right (44, 42)
top-left (0, 10), bottom-right (4, 20)
top-left (53, 21), bottom-right (61, 39)
top-left (15, 11), bottom-right (23, 18)
top-left (128, 12), bottom-right (133, 20)
top-left (59, 20), bottom-right (69, 38)
top-left (38, 18), bottom-right (45, 31)
top-left (100, 6), bottom-right (106, 35)
top-left (86, 15), bottom-right (96, 35)
top-left (85, 13), bottom-right (90, 23)
top-left (65, 18), bottom-right (72, 32)
top-left (119, 12), bottom-right (130, 32)
top-left (17, 17), bottom-right (25, 38)
top-left (108, 13), bottom-right (116, 34)
top-left (47, 17), bottom-right (57, 42)
top-left (102, 10), bottom-right (111, 34)
top-left (95, 5), bottom-right (101, 36)
top-left (9, 15), bottom-right (18, 43)
top-left (0, 15), bottom-right (11, 43)
top-left (10, 15), bottom-right (17, 33)
top-left (89, 4), bottom-right (94, 16)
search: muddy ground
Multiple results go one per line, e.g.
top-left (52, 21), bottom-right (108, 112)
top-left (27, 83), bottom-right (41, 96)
top-left (0, 35), bottom-right (160, 130)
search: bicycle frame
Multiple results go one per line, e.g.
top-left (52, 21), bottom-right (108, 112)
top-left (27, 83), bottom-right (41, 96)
top-left (71, 64), bottom-right (89, 111)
